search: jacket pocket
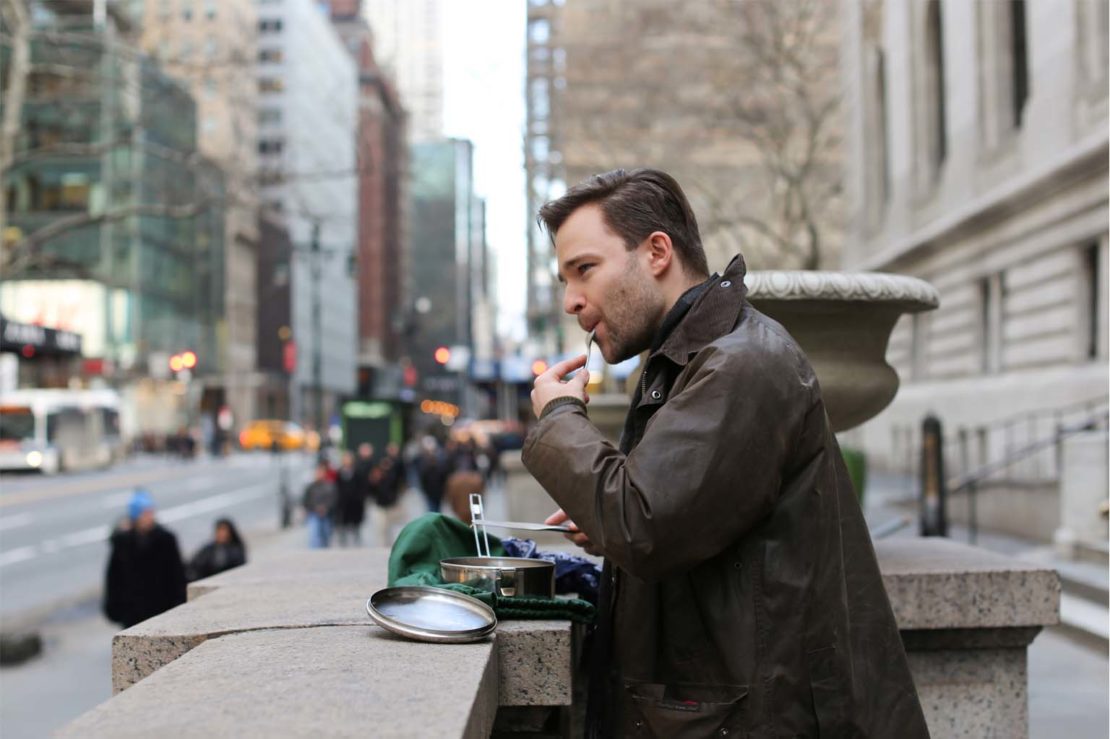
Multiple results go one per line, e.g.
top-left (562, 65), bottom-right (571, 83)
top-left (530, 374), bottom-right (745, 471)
top-left (624, 681), bottom-right (749, 738)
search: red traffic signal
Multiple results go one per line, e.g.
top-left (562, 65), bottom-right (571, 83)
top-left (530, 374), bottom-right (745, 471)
top-left (434, 346), bottom-right (451, 365)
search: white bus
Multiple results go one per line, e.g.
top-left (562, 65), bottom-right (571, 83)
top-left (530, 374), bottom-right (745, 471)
top-left (0, 389), bottom-right (125, 474)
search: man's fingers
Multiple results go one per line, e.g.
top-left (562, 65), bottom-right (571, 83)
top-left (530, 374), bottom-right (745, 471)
top-left (544, 509), bottom-right (569, 526)
top-left (537, 354), bottom-right (587, 384)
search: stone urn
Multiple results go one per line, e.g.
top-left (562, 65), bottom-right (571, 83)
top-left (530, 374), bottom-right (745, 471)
top-left (745, 271), bottom-right (939, 432)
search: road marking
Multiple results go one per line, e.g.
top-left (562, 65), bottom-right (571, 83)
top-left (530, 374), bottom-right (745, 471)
top-left (0, 512), bottom-right (34, 531)
top-left (101, 491), bottom-right (134, 509)
top-left (159, 483), bottom-right (271, 524)
top-left (0, 483), bottom-right (274, 569)
top-left (0, 546), bottom-right (38, 567)
top-left (0, 464), bottom-right (232, 508)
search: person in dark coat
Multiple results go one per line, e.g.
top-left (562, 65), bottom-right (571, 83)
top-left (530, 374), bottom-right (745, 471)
top-left (416, 437), bottom-right (449, 513)
top-left (103, 490), bottom-right (188, 628)
top-left (524, 169), bottom-right (928, 738)
top-left (186, 518), bottom-right (247, 582)
top-left (334, 450), bottom-right (365, 546)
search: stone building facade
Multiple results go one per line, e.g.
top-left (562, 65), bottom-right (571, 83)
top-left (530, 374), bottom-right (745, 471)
top-left (840, 0), bottom-right (1108, 534)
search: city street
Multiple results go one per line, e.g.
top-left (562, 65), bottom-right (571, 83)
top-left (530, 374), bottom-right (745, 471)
top-left (0, 452), bottom-right (314, 620)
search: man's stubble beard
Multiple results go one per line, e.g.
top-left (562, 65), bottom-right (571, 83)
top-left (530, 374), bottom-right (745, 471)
top-left (603, 254), bottom-right (664, 364)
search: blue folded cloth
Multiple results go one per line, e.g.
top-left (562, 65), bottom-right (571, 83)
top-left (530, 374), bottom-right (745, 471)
top-left (502, 537), bottom-right (602, 606)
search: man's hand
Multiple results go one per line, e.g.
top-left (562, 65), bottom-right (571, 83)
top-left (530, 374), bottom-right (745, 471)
top-left (545, 508), bottom-right (601, 556)
top-left (531, 354), bottom-right (590, 418)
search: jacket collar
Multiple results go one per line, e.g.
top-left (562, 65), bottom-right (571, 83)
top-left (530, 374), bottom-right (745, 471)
top-left (654, 254), bottom-right (748, 367)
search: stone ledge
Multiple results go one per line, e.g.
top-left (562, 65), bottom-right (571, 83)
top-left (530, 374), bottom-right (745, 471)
top-left (877, 537), bottom-right (1061, 630)
top-left (65, 626), bottom-right (498, 739)
top-left (116, 549), bottom-right (577, 707)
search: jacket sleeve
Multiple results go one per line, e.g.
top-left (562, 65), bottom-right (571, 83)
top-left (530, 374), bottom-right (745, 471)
top-left (523, 342), bottom-right (815, 580)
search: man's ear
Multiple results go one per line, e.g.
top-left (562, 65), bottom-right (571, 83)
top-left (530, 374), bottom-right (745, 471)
top-left (644, 231), bottom-right (674, 277)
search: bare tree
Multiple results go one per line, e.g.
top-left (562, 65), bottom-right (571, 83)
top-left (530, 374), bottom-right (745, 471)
top-left (553, 0), bottom-right (842, 271)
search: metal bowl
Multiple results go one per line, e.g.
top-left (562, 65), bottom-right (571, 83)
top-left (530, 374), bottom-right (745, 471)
top-left (440, 556), bottom-right (555, 598)
top-left (365, 586), bottom-right (497, 643)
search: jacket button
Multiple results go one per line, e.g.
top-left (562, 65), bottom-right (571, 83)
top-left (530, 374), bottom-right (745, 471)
top-left (718, 729), bottom-right (729, 736)
top-left (733, 561), bottom-right (742, 570)
top-left (720, 280), bottom-right (732, 288)
top-left (650, 390), bottom-right (662, 400)
top-left (634, 720), bottom-right (644, 730)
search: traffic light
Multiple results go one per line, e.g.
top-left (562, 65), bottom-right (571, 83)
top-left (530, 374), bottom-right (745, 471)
top-left (434, 346), bottom-right (451, 365)
top-left (531, 360), bottom-right (548, 376)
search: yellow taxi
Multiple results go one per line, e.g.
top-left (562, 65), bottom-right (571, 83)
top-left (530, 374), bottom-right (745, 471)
top-left (238, 420), bottom-right (319, 452)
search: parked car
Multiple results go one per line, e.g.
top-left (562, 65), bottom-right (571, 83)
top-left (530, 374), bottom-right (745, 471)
top-left (239, 420), bottom-right (318, 452)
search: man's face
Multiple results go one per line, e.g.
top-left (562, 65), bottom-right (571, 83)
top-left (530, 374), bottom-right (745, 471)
top-left (555, 204), bottom-right (664, 363)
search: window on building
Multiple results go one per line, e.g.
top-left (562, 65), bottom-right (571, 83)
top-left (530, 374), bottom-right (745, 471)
top-left (1081, 240), bottom-right (1107, 360)
top-left (1077, 0), bottom-right (1109, 91)
top-left (259, 18), bottom-right (283, 33)
top-left (978, 1), bottom-right (1032, 149)
top-left (923, 0), bottom-right (947, 172)
top-left (182, 0), bottom-right (192, 21)
top-left (529, 18), bottom-right (550, 44)
top-left (1009, 0), bottom-right (1029, 128)
top-left (862, 0), bottom-right (888, 217)
top-left (204, 0), bottom-right (216, 20)
top-left (978, 273), bottom-right (1004, 373)
top-left (259, 77), bottom-right (285, 93)
top-left (259, 48), bottom-right (284, 63)
top-left (204, 38), bottom-right (218, 59)
top-left (258, 108), bottom-right (282, 125)
top-left (258, 138), bottom-right (284, 154)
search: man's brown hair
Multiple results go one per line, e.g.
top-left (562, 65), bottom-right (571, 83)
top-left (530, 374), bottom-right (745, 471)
top-left (537, 168), bottom-right (710, 278)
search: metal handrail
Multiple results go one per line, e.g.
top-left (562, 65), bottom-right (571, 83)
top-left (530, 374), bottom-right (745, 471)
top-left (944, 409), bottom-right (1108, 544)
top-left (948, 412), bottom-right (1109, 494)
top-left (941, 395), bottom-right (1109, 442)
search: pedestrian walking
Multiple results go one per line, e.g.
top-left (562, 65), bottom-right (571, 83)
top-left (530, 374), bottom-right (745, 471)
top-left (102, 490), bottom-right (188, 628)
top-left (186, 518), bottom-right (247, 582)
top-left (370, 443), bottom-right (407, 547)
top-left (416, 437), bottom-right (449, 513)
top-left (334, 451), bottom-right (365, 546)
top-left (302, 461), bottom-right (337, 549)
top-left (524, 169), bottom-right (928, 737)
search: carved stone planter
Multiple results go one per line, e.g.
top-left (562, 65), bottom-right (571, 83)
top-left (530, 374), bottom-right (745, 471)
top-left (745, 271), bottom-right (939, 432)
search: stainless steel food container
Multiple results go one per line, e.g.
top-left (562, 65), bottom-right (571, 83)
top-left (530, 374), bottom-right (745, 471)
top-left (439, 556), bottom-right (555, 598)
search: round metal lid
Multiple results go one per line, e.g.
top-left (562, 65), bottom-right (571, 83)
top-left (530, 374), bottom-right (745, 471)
top-left (366, 586), bottom-right (497, 643)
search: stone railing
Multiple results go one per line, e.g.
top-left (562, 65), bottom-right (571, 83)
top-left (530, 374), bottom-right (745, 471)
top-left (61, 461), bottom-right (1059, 738)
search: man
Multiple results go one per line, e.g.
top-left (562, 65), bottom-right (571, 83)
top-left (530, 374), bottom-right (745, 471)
top-left (370, 442), bottom-right (408, 547)
top-left (303, 461), bottom-right (337, 548)
top-left (103, 490), bottom-right (188, 628)
top-left (523, 169), bottom-right (928, 737)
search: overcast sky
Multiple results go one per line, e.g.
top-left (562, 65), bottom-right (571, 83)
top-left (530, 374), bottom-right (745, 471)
top-left (441, 1), bottom-right (528, 342)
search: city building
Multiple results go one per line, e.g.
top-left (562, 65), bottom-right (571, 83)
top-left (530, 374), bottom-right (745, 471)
top-left (255, 0), bottom-right (359, 432)
top-left (523, 0), bottom-right (844, 362)
top-left (138, 0), bottom-right (261, 435)
top-left (1, 1), bottom-right (224, 439)
top-left (254, 210), bottom-right (294, 420)
top-left (840, 0), bottom-right (1108, 537)
top-left (329, 0), bottom-right (411, 402)
top-left (407, 139), bottom-right (489, 416)
top-left (362, 0), bottom-right (444, 142)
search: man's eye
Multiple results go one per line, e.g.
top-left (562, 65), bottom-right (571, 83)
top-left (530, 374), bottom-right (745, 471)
top-left (578, 263), bottom-right (594, 276)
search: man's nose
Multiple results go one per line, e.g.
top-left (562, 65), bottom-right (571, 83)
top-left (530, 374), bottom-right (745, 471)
top-left (563, 285), bottom-right (585, 315)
